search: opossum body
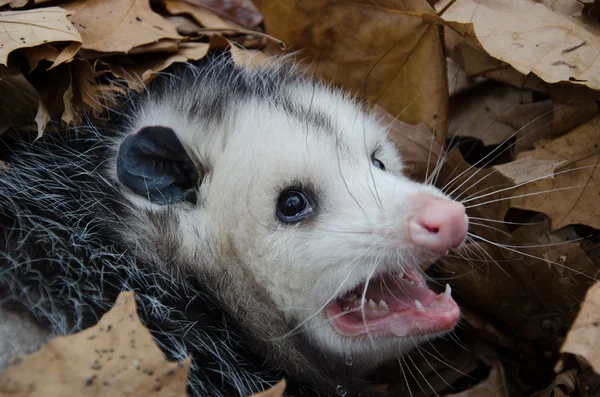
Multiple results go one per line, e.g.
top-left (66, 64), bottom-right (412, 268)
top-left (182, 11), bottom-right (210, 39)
top-left (0, 53), bottom-right (468, 396)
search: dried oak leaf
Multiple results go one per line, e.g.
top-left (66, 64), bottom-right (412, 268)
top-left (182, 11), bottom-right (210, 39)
top-left (559, 281), bottom-right (600, 375)
top-left (63, 0), bottom-right (181, 53)
top-left (440, 0), bottom-right (600, 90)
top-left (372, 104), bottom-right (443, 181)
top-left (172, 0), bottom-right (263, 29)
top-left (448, 83), bottom-right (536, 146)
top-left (247, 380), bottom-right (286, 397)
top-left (110, 41), bottom-right (209, 91)
top-left (253, 0), bottom-right (449, 141)
top-left (442, 361), bottom-right (508, 397)
top-left (0, 65), bottom-right (39, 134)
top-left (164, 0), bottom-right (240, 29)
top-left (0, 291), bottom-right (191, 397)
top-left (0, 6), bottom-right (82, 66)
top-left (509, 115), bottom-right (600, 230)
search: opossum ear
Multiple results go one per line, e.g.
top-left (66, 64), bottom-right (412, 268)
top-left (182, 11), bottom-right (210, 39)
top-left (117, 126), bottom-right (199, 205)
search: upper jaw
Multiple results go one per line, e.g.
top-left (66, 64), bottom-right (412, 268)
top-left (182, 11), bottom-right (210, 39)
top-left (323, 267), bottom-right (460, 338)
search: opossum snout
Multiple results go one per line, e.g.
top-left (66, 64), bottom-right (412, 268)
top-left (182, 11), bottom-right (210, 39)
top-left (408, 195), bottom-right (468, 253)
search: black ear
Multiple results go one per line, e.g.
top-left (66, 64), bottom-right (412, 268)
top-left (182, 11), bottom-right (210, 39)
top-left (117, 126), bottom-right (199, 205)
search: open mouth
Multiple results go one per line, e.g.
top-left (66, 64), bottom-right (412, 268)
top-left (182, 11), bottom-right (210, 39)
top-left (324, 269), bottom-right (459, 338)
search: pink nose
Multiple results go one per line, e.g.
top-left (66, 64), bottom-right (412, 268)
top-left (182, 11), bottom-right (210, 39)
top-left (409, 195), bottom-right (468, 253)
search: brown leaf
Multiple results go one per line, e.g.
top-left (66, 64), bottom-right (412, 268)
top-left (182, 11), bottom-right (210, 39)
top-left (164, 0), bottom-right (240, 29)
top-left (442, 361), bottom-right (508, 397)
top-left (64, 0), bottom-right (181, 53)
top-left (510, 115), bottom-right (600, 230)
top-left (372, 104), bottom-right (442, 181)
top-left (247, 380), bottom-right (286, 397)
top-left (529, 369), bottom-right (578, 397)
top-left (253, 0), bottom-right (449, 141)
top-left (0, 291), bottom-right (191, 397)
top-left (448, 83), bottom-right (535, 146)
top-left (495, 156), bottom-right (566, 185)
top-left (0, 66), bottom-right (39, 134)
top-left (559, 281), bottom-right (600, 375)
top-left (440, 0), bottom-right (600, 90)
top-left (71, 59), bottom-right (126, 114)
top-left (174, 0), bottom-right (263, 29)
top-left (0, 6), bottom-right (82, 66)
top-left (110, 41), bottom-right (209, 91)
top-left (497, 99), bottom-right (554, 154)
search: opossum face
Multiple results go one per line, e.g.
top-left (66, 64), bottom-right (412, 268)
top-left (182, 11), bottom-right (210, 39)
top-left (115, 70), bottom-right (468, 368)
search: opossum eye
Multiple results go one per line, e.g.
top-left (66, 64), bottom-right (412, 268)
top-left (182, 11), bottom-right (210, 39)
top-left (372, 158), bottom-right (386, 171)
top-left (277, 189), bottom-right (313, 223)
top-left (117, 125), bottom-right (200, 205)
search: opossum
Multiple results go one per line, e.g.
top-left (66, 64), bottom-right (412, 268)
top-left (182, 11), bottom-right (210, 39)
top-left (0, 51), bottom-right (468, 396)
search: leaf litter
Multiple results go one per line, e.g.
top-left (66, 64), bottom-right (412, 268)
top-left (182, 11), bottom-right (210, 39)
top-left (0, 0), bottom-right (599, 396)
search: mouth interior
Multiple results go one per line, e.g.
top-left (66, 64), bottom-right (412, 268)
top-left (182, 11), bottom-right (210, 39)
top-left (324, 269), bottom-right (460, 338)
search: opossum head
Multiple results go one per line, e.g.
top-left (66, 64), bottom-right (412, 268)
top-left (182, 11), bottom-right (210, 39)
top-left (111, 57), bottom-right (469, 369)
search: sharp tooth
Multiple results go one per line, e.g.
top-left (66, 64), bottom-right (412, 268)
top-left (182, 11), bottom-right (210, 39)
top-left (348, 294), bottom-right (357, 301)
top-left (408, 280), bottom-right (415, 285)
top-left (379, 300), bottom-right (389, 311)
top-left (442, 283), bottom-right (452, 301)
top-left (415, 300), bottom-right (425, 312)
top-left (368, 299), bottom-right (377, 309)
top-left (342, 305), bottom-right (350, 311)
top-left (444, 249), bottom-right (450, 255)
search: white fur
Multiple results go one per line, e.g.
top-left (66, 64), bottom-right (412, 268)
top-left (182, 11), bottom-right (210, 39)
top-left (112, 60), bottom-right (454, 369)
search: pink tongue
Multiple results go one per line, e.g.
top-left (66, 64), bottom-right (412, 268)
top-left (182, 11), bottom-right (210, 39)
top-left (325, 273), bottom-right (460, 337)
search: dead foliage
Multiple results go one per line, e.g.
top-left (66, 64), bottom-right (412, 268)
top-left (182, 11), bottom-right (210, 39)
top-left (0, 0), bottom-right (599, 396)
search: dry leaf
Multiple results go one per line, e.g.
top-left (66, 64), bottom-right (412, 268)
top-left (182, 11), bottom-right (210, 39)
top-left (495, 156), bottom-right (566, 185)
top-left (559, 281), bottom-right (600, 375)
top-left (0, 291), bottom-right (191, 397)
top-left (176, 0), bottom-right (263, 29)
top-left (0, 66), bottom-right (39, 134)
top-left (510, 115), bottom-right (600, 230)
top-left (530, 369), bottom-right (578, 397)
top-left (254, 0), bottom-right (449, 141)
top-left (440, 0), bottom-right (600, 90)
top-left (247, 380), bottom-right (286, 397)
top-left (164, 0), bottom-right (240, 29)
top-left (64, 0), bottom-right (181, 53)
top-left (110, 41), bottom-right (209, 91)
top-left (442, 362), bottom-right (508, 397)
top-left (0, 6), bottom-right (82, 66)
top-left (448, 83), bottom-right (534, 146)
top-left (372, 104), bottom-right (442, 180)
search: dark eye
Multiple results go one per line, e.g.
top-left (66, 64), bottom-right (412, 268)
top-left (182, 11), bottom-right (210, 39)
top-left (277, 189), bottom-right (313, 223)
top-left (372, 158), bottom-right (386, 171)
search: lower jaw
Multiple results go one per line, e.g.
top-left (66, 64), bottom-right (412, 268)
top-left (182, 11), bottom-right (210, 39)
top-left (322, 271), bottom-right (461, 339)
top-left (324, 300), bottom-right (460, 338)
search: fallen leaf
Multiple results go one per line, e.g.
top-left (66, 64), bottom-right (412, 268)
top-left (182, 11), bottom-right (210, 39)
top-left (64, 0), bottom-right (181, 53)
top-left (496, 99), bottom-right (555, 154)
top-left (510, 115), bottom-right (600, 230)
top-left (372, 104), bottom-right (442, 181)
top-left (254, 0), bottom-right (449, 141)
top-left (164, 0), bottom-right (240, 29)
top-left (448, 83), bottom-right (534, 146)
top-left (247, 380), bottom-right (286, 397)
top-left (442, 361), bottom-right (508, 397)
top-left (0, 291), bottom-right (191, 396)
top-left (0, 66), bottom-right (39, 134)
top-left (71, 59), bottom-right (126, 114)
top-left (110, 41), bottom-right (209, 91)
top-left (495, 156), bottom-right (566, 185)
top-left (176, 0), bottom-right (263, 29)
top-left (559, 281), bottom-right (600, 375)
top-left (440, 0), bottom-right (600, 90)
top-left (0, 6), bottom-right (82, 66)
top-left (33, 98), bottom-right (49, 138)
